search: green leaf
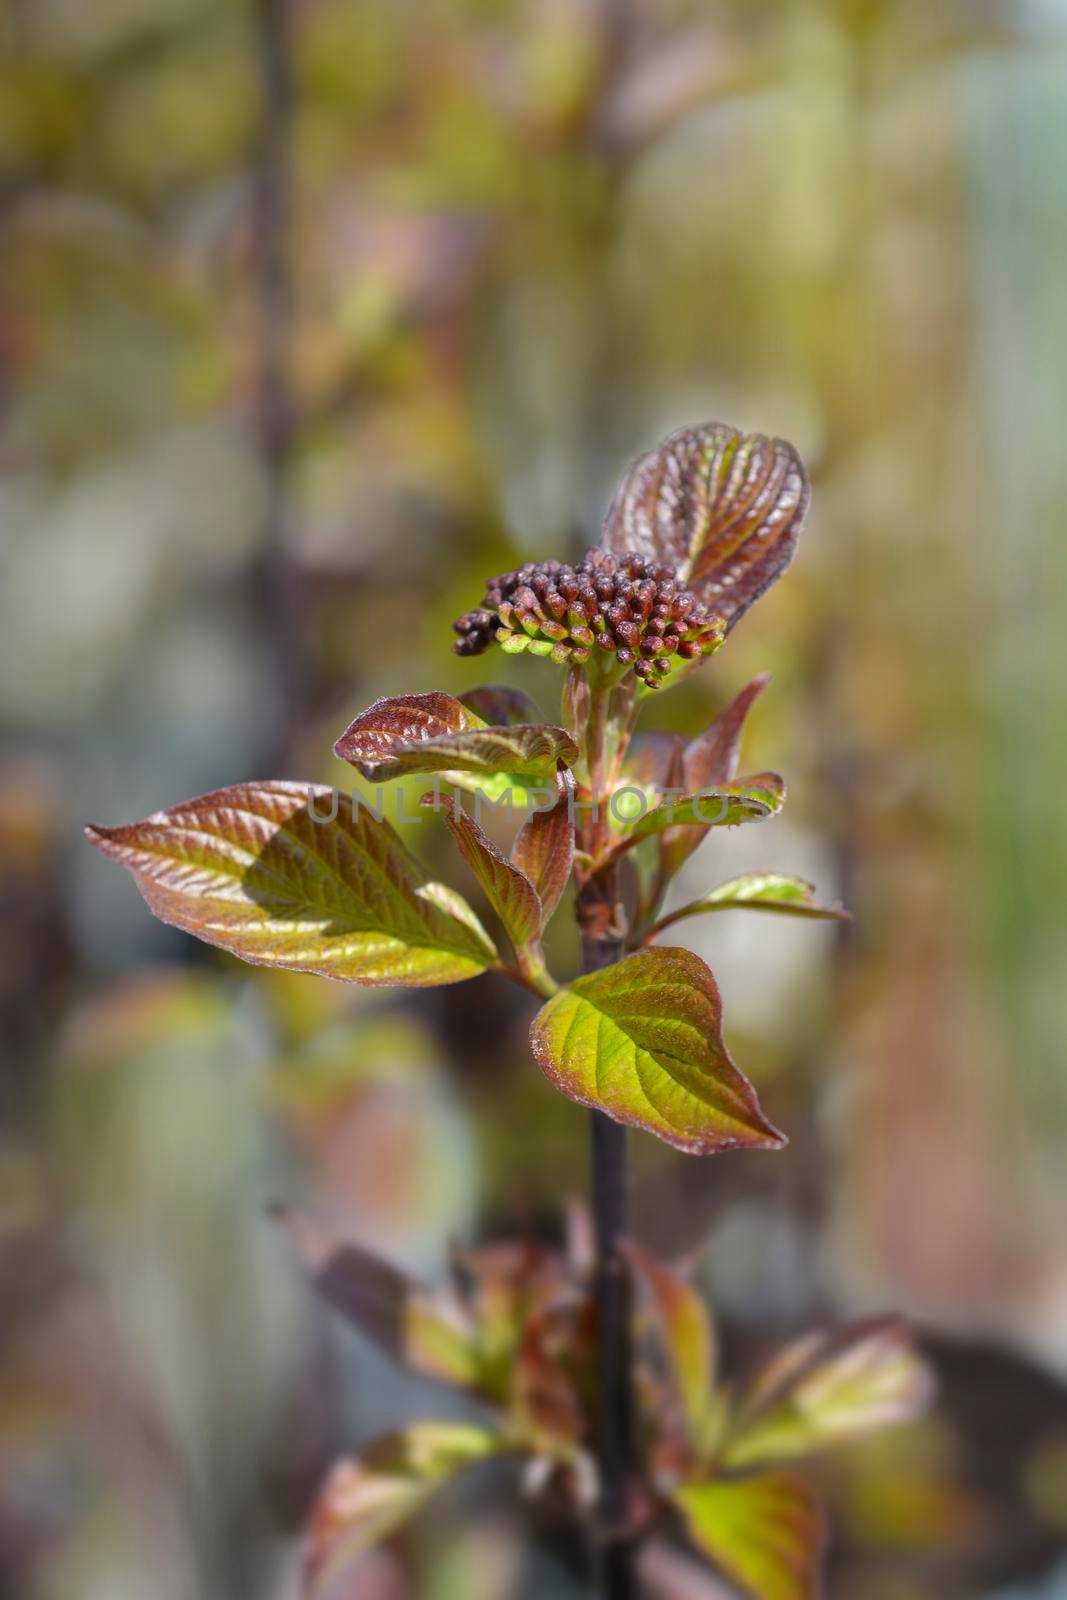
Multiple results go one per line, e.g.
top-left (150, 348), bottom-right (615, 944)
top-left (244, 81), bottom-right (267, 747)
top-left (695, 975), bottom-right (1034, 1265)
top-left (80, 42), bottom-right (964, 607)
top-left (723, 1317), bottom-right (935, 1470)
top-left (438, 768), bottom-right (556, 812)
top-left (421, 792), bottom-right (542, 949)
top-left (622, 1239), bottom-right (717, 1454)
top-left (528, 948), bottom-right (785, 1154)
top-left (628, 774), bottom-right (785, 840)
top-left (649, 875), bottom-right (848, 940)
top-left (305, 1424), bottom-right (504, 1595)
top-left (672, 1473), bottom-right (826, 1600)
top-left (511, 781), bottom-right (575, 931)
top-left (85, 781), bottom-right (498, 986)
top-left (334, 691), bottom-right (577, 783)
top-left (601, 423), bottom-right (810, 632)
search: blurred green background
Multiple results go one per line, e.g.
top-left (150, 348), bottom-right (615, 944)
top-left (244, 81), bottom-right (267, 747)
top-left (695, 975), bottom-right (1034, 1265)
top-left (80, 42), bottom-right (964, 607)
top-left (3, 1), bottom-right (1067, 1596)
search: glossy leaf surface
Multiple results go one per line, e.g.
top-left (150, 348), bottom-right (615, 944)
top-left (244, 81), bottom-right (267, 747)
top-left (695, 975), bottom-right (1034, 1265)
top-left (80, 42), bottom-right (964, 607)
top-left (724, 1317), bottom-right (935, 1469)
top-left (529, 948), bottom-right (785, 1154)
top-left (334, 691), bottom-right (577, 783)
top-left (601, 423), bottom-right (809, 631)
top-left (305, 1424), bottom-right (503, 1596)
top-left (673, 1473), bottom-right (825, 1600)
top-left (86, 781), bottom-right (498, 985)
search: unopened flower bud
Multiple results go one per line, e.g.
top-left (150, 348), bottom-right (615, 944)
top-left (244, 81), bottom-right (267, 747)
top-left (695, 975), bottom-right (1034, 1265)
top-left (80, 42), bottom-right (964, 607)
top-left (450, 546), bottom-right (725, 687)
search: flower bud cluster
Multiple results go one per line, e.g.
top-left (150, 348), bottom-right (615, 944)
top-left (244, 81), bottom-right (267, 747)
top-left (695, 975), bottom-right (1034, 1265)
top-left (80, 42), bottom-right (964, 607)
top-left (452, 549), bottom-right (725, 687)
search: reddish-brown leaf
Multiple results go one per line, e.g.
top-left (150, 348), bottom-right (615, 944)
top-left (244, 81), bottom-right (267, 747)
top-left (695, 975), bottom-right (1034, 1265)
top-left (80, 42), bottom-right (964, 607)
top-left (277, 1210), bottom-right (479, 1388)
top-left (625, 732), bottom-right (686, 795)
top-left (422, 792), bottom-right (542, 949)
top-left (683, 676), bottom-right (771, 791)
top-left (334, 692), bottom-right (578, 784)
top-left (662, 677), bottom-right (771, 874)
top-left (459, 685), bottom-right (544, 726)
top-left (601, 424), bottom-right (809, 631)
top-left (511, 782), bottom-right (575, 931)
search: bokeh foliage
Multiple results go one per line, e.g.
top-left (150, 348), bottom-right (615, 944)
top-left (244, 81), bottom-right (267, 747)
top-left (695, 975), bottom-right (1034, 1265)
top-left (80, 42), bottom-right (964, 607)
top-left (3, 1), bottom-right (1067, 1596)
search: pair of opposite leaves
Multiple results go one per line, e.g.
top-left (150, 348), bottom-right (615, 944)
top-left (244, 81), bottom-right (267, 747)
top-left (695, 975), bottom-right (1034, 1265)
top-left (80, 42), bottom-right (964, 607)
top-left (86, 423), bottom-right (823, 1156)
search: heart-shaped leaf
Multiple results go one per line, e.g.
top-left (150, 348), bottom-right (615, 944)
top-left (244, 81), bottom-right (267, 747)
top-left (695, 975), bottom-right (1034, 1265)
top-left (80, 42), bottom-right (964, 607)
top-left (421, 792), bottom-right (542, 949)
top-left (672, 1473), bottom-right (826, 1600)
top-left (647, 875), bottom-right (848, 941)
top-left (623, 1239), bottom-right (717, 1455)
top-left (334, 692), bottom-right (577, 784)
top-left (601, 424), bottom-right (810, 631)
top-left (305, 1424), bottom-right (504, 1596)
top-left (628, 774), bottom-right (785, 840)
top-left (85, 781), bottom-right (498, 985)
top-left (511, 782), bottom-right (575, 931)
top-left (529, 948), bottom-right (785, 1154)
top-left (723, 1317), bottom-right (935, 1470)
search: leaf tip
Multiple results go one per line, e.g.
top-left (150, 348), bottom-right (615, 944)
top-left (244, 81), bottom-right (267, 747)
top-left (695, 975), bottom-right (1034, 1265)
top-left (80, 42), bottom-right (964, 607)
top-left (84, 822), bottom-right (119, 855)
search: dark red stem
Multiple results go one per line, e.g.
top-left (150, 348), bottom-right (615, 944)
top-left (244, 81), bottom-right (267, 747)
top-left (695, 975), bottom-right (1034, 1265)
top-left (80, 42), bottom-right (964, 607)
top-left (578, 868), bottom-right (636, 1599)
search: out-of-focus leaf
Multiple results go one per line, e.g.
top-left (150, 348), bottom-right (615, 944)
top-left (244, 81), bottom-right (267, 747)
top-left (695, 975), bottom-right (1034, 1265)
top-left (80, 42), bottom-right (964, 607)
top-left (511, 783), bottom-right (575, 931)
top-left (648, 876), bottom-right (848, 940)
top-left (723, 1318), bottom-right (935, 1470)
top-left (85, 782), bottom-right (498, 985)
top-left (278, 1211), bottom-right (480, 1388)
top-left (672, 1474), bottom-right (826, 1600)
top-left (628, 774), bottom-right (785, 840)
top-left (459, 685), bottom-right (544, 726)
top-left (640, 1540), bottom-right (737, 1600)
top-left (623, 1240), bottom-right (716, 1453)
top-left (513, 1299), bottom-right (589, 1455)
top-left (334, 692), bottom-right (577, 783)
top-left (528, 948), bottom-right (785, 1154)
top-left (421, 792), bottom-right (542, 948)
top-left (449, 1239), bottom-right (567, 1400)
top-left (626, 731), bottom-right (686, 795)
top-left (304, 1424), bottom-right (504, 1596)
top-left (600, 424), bottom-right (809, 632)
